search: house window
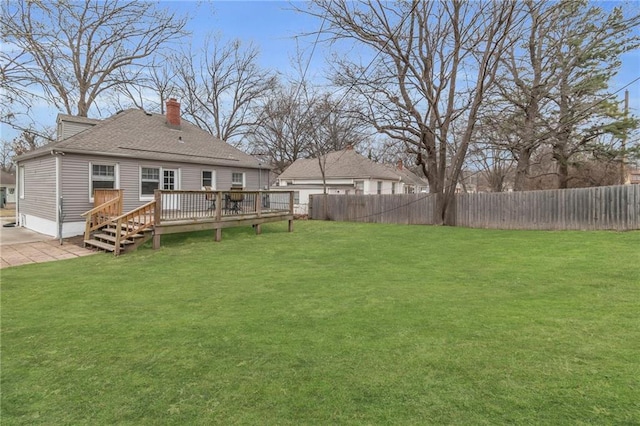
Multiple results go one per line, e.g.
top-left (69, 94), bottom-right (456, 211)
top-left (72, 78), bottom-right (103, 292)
top-left (294, 191), bottom-right (300, 204)
top-left (231, 172), bottom-right (245, 188)
top-left (163, 169), bottom-right (177, 190)
top-left (141, 167), bottom-right (160, 197)
top-left (392, 182), bottom-right (396, 194)
top-left (19, 166), bottom-right (24, 199)
top-left (377, 181), bottom-right (382, 194)
top-left (91, 164), bottom-right (115, 196)
top-left (355, 180), bottom-right (364, 194)
top-left (202, 170), bottom-right (216, 189)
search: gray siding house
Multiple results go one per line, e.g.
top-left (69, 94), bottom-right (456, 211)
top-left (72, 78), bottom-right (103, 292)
top-left (15, 99), bottom-right (269, 238)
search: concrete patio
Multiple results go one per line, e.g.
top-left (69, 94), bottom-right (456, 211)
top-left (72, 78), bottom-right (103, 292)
top-left (0, 213), bottom-right (97, 269)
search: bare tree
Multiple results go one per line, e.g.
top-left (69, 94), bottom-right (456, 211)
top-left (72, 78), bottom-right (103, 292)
top-left (485, 0), bottom-right (559, 191)
top-left (0, 141), bottom-right (15, 173)
top-left (0, 129), bottom-right (55, 172)
top-left (249, 82), bottom-right (370, 175)
top-left (306, 0), bottom-right (516, 223)
top-left (110, 56), bottom-right (178, 114)
top-left (248, 83), bottom-right (316, 174)
top-left (2, 0), bottom-right (187, 119)
top-left (173, 35), bottom-right (277, 146)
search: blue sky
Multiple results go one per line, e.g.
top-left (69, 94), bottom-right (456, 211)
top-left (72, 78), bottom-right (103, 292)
top-left (3, 0), bottom-right (639, 141)
top-left (189, 0), bottom-right (640, 113)
top-left (181, 1), bottom-right (330, 81)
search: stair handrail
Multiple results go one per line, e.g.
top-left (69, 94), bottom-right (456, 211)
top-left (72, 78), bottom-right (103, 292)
top-left (81, 196), bottom-right (123, 240)
top-left (111, 199), bottom-right (157, 255)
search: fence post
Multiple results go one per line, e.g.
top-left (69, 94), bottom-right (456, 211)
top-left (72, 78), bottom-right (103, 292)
top-left (289, 191), bottom-right (295, 215)
top-left (152, 190), bottom-right (162, 249)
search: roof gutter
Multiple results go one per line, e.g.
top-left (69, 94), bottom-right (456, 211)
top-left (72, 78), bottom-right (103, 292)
top-left (18, 147), bottom-right (270, 170)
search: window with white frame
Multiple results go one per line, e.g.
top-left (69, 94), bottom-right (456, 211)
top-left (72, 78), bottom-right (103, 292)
top-left (202, 170), bottom-right (215, 189)
top-left (19, 166), bottom-right (25, 199)
top-left (377, 181), bottom-right (382, 194)
top-left (355, 180), bottom-right (364, 193)
top-left (141, 167), bottom-right (160, 197)
top-left (293, 191), bottom-right (300, 204)
top-left (231, 172), bottom-right (245, 188)
top-left (391, 182), bottom-right (396, 194)
top-left (90, 164), bottom-right (115, 197)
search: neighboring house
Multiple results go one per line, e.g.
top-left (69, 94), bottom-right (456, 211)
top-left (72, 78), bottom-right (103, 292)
top-left (629, 168), bottom-right (640, 185)
top-left (274, 147), bottom-right (429, 214)
top-left (390, 160), bottom-right (430, 194)
top-left (14, 99), bottom-right (269, 238)
top-left (0, 170), bottom-right (16, 205)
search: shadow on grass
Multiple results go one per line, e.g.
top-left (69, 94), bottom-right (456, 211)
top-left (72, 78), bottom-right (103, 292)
top-left (139, 222), bottom-right (293, 251)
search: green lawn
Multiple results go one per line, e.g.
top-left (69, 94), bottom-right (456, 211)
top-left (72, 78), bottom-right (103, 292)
top-left (2, 221), bottom-right (639, 425)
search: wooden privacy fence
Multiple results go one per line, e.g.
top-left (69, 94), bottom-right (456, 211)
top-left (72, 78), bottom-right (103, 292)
top-left (309, 185), bottom-right (640, 231)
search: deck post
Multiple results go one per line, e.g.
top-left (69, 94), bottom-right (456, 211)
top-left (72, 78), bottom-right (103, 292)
top-left (256, 191), bottom-right (262, 218)
top-left (289, 191), bottom-right (294, 215)
top-left (154, 190), bottom-right (161, 225)
top-left (288, 219), bottom-right (294, 232)
top-left (215, 227), bottom-right (222, 242)
top-left (152, 233), bottom-right (161, 249)
top-left (255, 224), bottom-right (262, 235)
top-left (215, 192), bottom-right (222, 221)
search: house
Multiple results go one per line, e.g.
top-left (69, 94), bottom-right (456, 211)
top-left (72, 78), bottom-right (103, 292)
top-left (14, 99), bottom-right (269, 238)
top-left (0, 170), bottom-right (16, 206)
top-left (274, 147), bottom-right (429, 213)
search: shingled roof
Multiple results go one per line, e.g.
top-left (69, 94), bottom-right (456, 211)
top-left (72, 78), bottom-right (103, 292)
top-left (16, 108), bottom-right (264, 170)
top-left (279, 148), bottom-right (400, 180)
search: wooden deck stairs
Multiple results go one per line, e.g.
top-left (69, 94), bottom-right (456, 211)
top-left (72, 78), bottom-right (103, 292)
top-left (81, 191), bottom-right (155, 256)
top-left (85, 221), bottom-right (153, 254)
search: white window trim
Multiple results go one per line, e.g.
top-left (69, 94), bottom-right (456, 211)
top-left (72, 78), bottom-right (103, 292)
top-left (140, 166), bottom-right (160, 201)
top-left (139, 166), bottom-right (181, 201)
top-left (231, 171), bottom-right (245, 188)
top-left (19, 166), bottom-right (25, 199)
top-left (201, 169), bottom-right (217, 190)
top-left (89, 162), bottom-right (119, 202)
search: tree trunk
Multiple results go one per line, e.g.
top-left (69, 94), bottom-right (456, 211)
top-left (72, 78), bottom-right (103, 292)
top-left (554, 153), bottom-right (569, 189)
top-left (513, 147), bottom-right (532, 191)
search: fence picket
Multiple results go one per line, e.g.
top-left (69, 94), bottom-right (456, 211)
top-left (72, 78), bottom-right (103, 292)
top-left (309, 185), bottom-right (640, 231)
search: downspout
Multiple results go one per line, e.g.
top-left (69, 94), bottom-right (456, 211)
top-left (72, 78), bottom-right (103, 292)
top-left (52, 151), bottom-right (63, 242)
top-left (14, 160), bottom-right (19, 226)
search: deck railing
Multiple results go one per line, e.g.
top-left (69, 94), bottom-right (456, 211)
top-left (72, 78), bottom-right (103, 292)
top-left (112, 200), bottom-right (156, 255)
top-left (93, 189), bottom-right (124, 208)
top-left (81, 192), bottom-right (124, 240)
top-left (153, 190), bottom-right (293, 223)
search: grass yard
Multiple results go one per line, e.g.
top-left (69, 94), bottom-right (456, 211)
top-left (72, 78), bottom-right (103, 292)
top-left (2, 221), bottom-right (639, 424)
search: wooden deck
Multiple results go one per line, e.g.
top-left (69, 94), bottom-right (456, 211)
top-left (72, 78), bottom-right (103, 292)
top-left (83, 189), bottom-right (294, 254)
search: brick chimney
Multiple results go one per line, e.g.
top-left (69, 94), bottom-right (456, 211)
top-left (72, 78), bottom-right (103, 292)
top-left (397, 159), bottom-right (403, 170)
top-left (166, 98), bottom-right (181, 129)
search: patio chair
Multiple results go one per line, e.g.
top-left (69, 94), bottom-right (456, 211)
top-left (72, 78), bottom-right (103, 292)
top-left (204, 186), bottom-right (216, 211)
top-left (225, 190), bottom-right (244, 214)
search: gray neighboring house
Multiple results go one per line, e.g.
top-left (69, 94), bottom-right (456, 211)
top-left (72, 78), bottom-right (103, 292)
top-left (275, 147), bottom-right (429, 214)
top-left (1, 170), bottom-right (16, 206)
top-left (14, 99), bottom-right (269, 238)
